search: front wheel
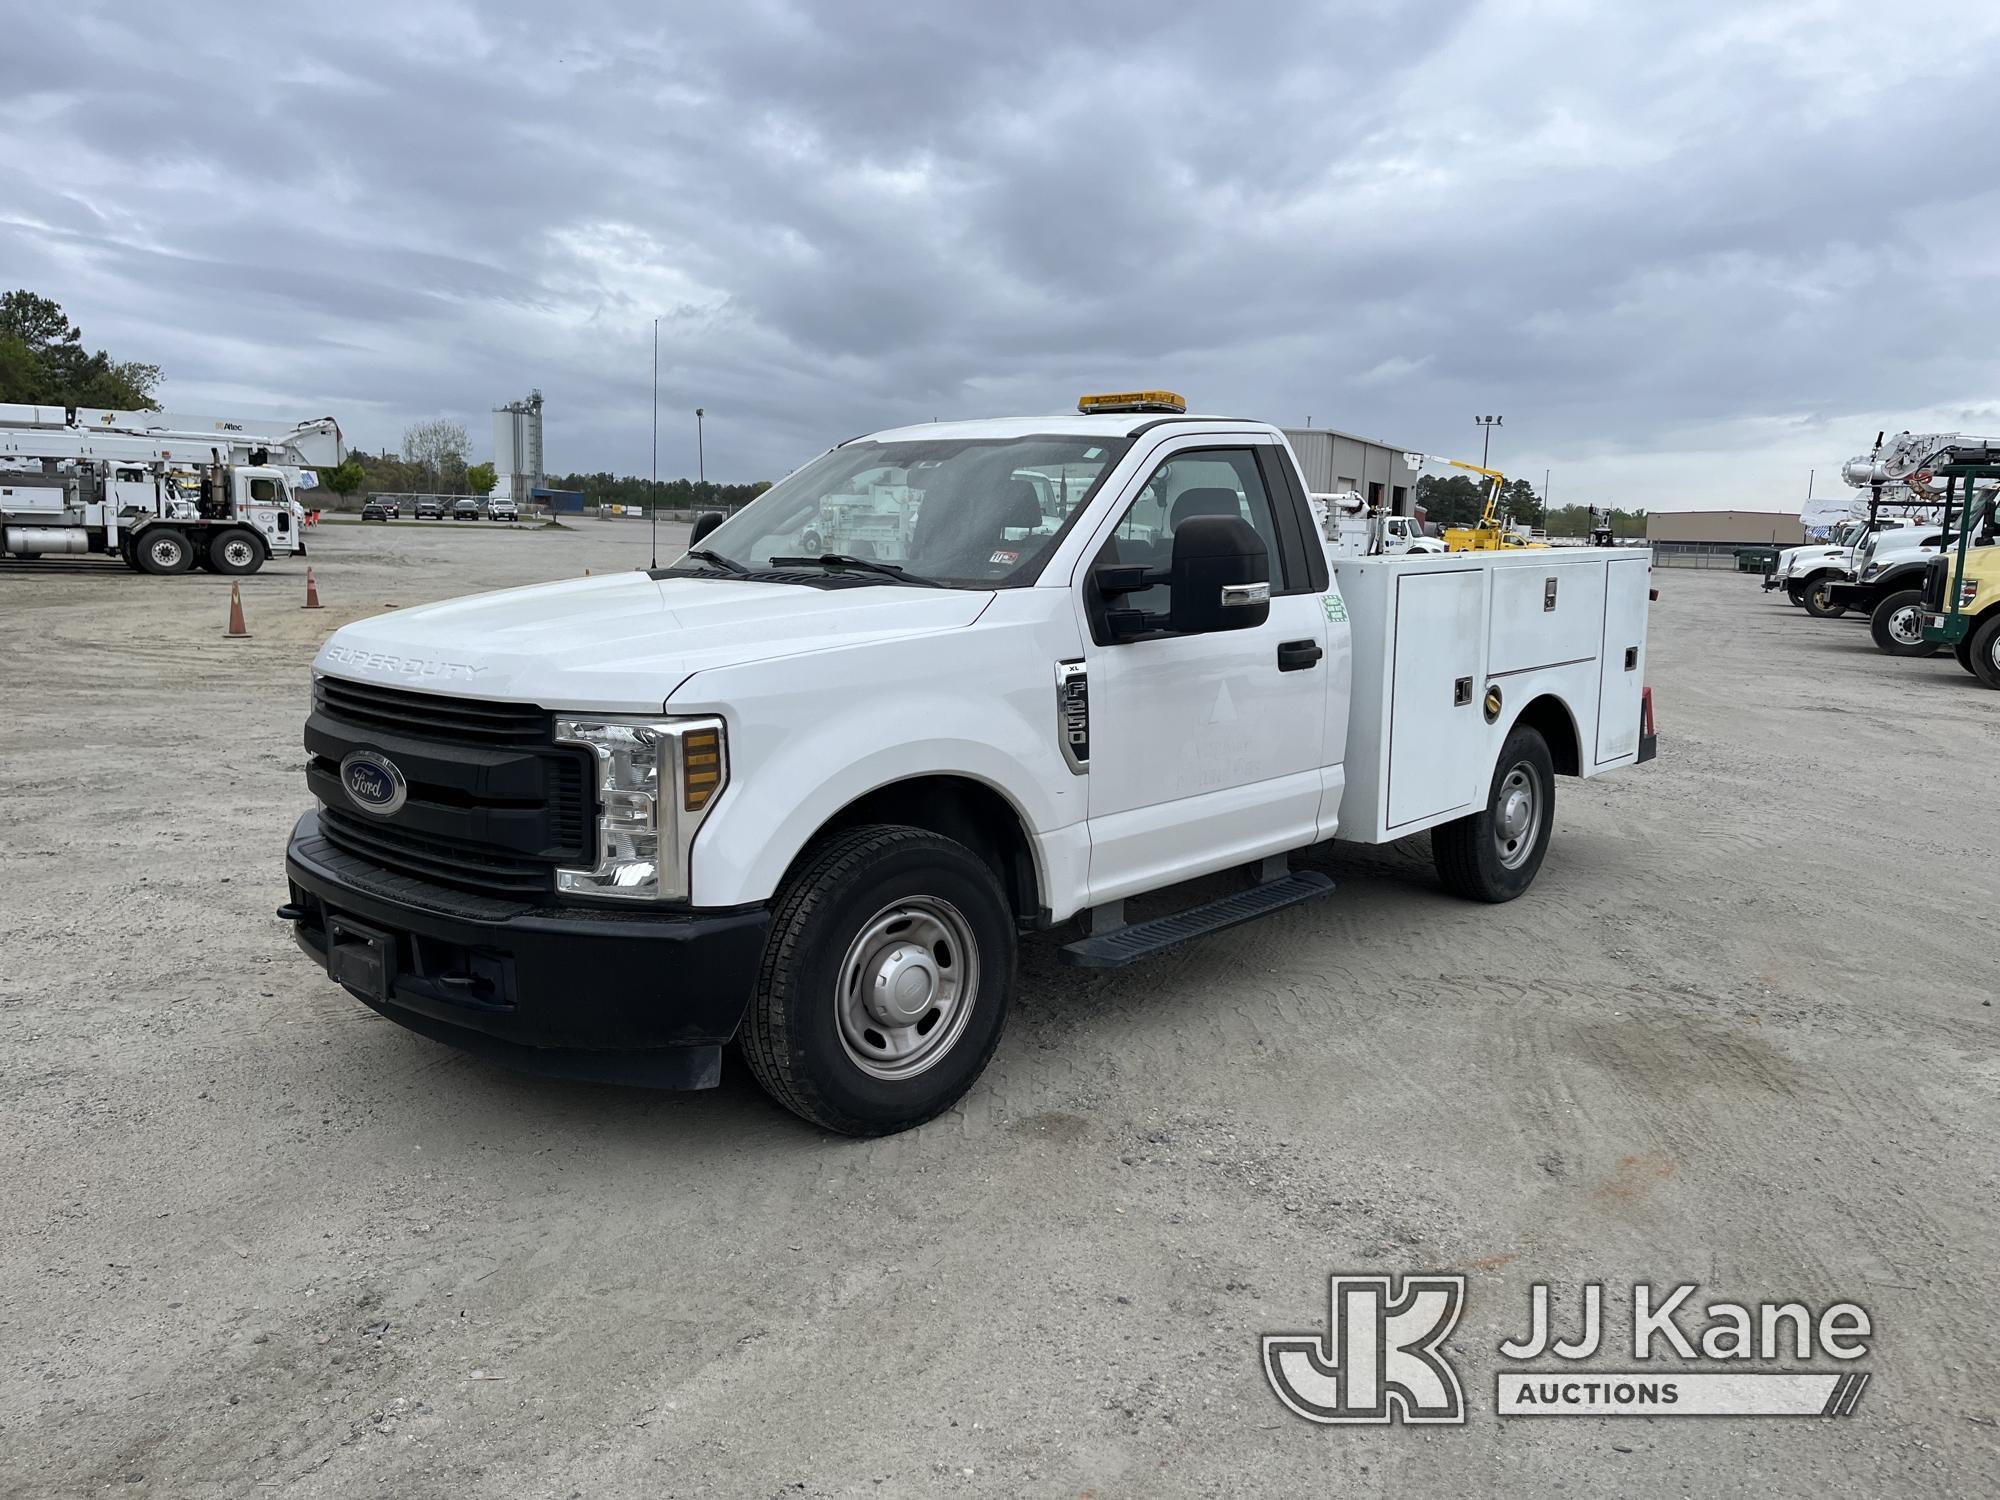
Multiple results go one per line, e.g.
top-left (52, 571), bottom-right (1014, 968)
top-left (1785, 580), bottom-right (1807, 606)
top-left (741, 825), bottom-right (1015, 1135)
top-left (1869, 590), bottom-right (1940, 656)
top-left (209, 528), bottom-right (263, 575)
top-left (1969, 614), bottom-right (2000, 690)
top-left (1432, 724), bottom-right (1556, 903)
top-left (1802, 577), bottom-right (1847, 618)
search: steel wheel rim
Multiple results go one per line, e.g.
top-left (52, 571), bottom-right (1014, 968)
top-left (148, 538), bottom-right (180, 567)
top-left (223, 539), bottom-right (255, 567)
top-left (835, 896), bottom-right (979, 1081)
top-left (1493, 762), bottom-right (1540, 870)
top-left (1888, 606), bottom-right (1922, 646)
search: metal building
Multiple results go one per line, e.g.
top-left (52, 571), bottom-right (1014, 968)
top-left (1646, 510), bottom-right (1808, 546)
top-left (491, 390), bottom-right (544, 505)
top-left (1281, 427), bottom-right (1422, 516)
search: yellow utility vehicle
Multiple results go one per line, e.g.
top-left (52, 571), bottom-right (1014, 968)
top-left (1439, 461), bottom-right (1548, 552)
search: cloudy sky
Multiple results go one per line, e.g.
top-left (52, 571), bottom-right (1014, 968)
top-left (7, 0), bottom-right (1999, 510)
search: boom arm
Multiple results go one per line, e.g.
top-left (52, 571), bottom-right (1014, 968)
top-left (1841, 432), bottom-right (2000, 488)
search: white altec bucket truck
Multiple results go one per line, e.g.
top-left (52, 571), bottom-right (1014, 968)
top-left (281, 392), bottom-right (1657, 1135)
top-left (0, 405), bottom-right (343, 574)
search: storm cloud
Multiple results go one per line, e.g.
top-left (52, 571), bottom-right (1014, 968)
top-left (6, 0), bottom-right (1998, 509)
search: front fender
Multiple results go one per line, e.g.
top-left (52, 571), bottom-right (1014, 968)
top-left (666, 608), bottom-right (1085, 909)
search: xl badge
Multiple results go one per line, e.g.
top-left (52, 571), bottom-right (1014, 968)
top-left (339, 750), bottom-right (408, 816)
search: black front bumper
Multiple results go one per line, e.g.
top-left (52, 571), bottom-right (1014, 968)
top-left (284, 811), bottom-right (769, 1087)
top-left (1826, 581), bottom-right (1884, 610)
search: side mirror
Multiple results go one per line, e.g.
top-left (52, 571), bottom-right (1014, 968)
top-left (1167, 516), bottom-right (1270, 634)
top-left (689, 510), bottom-right (725, 545)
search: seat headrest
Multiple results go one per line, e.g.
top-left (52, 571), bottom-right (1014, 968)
top-left (999, 480), bottom-right (1043, 531)
top-left (1171, 487), bottom-right (1241, 530)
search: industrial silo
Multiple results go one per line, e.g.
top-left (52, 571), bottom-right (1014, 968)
top-left (491, 390), bottom-right (544, 504)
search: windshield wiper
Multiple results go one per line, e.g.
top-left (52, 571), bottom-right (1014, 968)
top-left (766, 553), bottom-right (944, 587)
top-left (680, 547), bottom-right (747, 575)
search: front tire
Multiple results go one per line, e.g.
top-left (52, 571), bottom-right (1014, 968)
top-left (1970, 614), bottom-right (2000, 690)
top-left (1802, 576), bottom-right (1846, 618)
top-left (1869, 590), bottom-right (1939, 656)
top-left (209, 528), bottom-right (263, 575)
top-left (1432, 724), bottom-right (1555, 903)
top-left (742, 825), bottom-right (1015, 1135)
top-left (1785, 580), bottom-right (1807, 606)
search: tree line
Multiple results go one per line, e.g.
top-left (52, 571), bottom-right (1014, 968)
top-left (543, 472), bottom-right (774, 511)
top-left (1415, 472), bottom-right (1647, 537)
top-left (0, 291), bottom-right (161, 409)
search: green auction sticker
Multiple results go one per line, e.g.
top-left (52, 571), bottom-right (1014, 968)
top-left (1322, 593), bottom-right (1348, 622)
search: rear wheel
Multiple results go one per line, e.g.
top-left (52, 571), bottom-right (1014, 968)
top-left (135, 528), bottom-right (194, 575)
top-left (1970, 614), bottom-right (2000, 690)
top-left (1802, 576), bottom-right (1846, 618)
top-left (741, 825), bottom-right (1015, 1135)
top-left (1869, 590), bottom-right (1939, 656)
top-left (208, 528), bottom-right (263, 575)
top-left (1432, 724), bottom-right (1556, 903)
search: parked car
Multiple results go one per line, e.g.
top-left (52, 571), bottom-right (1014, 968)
top-left (451, 498), bottom-right (482, 520)
top-left (488, 497), bottom-right (520, 522)
top-left (415, 498), bottom-right (444, 520)
top-left (360, 499), bottom-right (398, 522)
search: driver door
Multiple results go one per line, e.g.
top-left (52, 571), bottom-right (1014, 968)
top-left (1077, 441), bottom-right (1329, 903)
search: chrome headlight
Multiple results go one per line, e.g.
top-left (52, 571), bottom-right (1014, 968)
top-left (554, 715), bottom-right (728, 902)
top-left (1860, 562), bottom-right (1883, 581)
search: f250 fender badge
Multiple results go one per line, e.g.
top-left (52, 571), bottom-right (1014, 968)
top-left (1054, 660), bottom-right (1089, 775)
top-left (339, 750), bottom-right (408, 816)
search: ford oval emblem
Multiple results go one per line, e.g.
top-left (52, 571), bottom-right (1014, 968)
top-left (339, 750), bottom-right (408, 817)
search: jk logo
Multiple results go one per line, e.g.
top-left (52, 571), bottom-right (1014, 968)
top-left (1263, 1274), bottom-right (1468, 1425)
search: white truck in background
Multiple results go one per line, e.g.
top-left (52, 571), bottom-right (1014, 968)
top-left (0, 405), bottom-right (343, 574)
top-left (283, 392), bottom-right (1656, 1136)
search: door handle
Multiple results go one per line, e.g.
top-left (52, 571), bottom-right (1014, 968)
top-left (1277, 639), bottom-right (1323, 672)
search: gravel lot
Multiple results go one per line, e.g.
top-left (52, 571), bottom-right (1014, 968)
top-left (3, 522), bottom-right (1995, 1497)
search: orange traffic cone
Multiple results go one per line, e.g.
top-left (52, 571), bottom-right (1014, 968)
top-left (224, 581), bottom-right (252, 639)
top-left (302, 567), bottom-right (323, 609)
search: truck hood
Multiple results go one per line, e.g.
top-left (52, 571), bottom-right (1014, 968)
top-left (313, 571), bottom-right (993, 710)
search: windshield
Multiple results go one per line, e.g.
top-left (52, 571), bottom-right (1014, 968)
top-left (684, 434), bottom-right (1130, 587)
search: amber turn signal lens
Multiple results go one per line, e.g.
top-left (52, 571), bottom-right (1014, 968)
top-left (681, 727), bottom-right (724, 811)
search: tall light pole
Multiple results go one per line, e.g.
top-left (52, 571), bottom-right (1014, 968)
top-left (695, 408), bottom-right (705, 490)
top-left (1474, 414), bottom-right (1503, 470)
top-left (650, 317), bottom-right (660, 568)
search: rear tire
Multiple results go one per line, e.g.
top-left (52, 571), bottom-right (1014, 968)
top-left (135, 529), bottom-right (194, 575)
top-left (1869, 590), bottom-right (1939, 656)
top-left (1802, 576), bottom-right (1846, 618)
top-left (1433, 724), bottom-right (1555, 903)
top-left (209, 528), bottom-right (263, 575)
top-left (741, 825), bottom-right (1015, 1136)
top-left (1970, 614), bottom-right (2000, 690)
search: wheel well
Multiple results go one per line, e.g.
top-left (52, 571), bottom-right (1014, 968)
top-left (1513, 693), bottom-right (1582, 777)
top-left (805, 775), bottom-right (1041, 923)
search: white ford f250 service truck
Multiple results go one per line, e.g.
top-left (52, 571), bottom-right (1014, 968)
top-left (282, 392), bottom-right (1657, 1135)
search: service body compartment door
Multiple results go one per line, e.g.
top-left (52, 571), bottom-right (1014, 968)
top-left (1489, 558), bottom-right (1606, 675)
top-left (1595, 555), bottom-right (1650, 763)
top-left (1387, 569), bottom-right (1484, 827)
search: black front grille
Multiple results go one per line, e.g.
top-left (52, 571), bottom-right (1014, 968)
top-left (318, 808), bottom-right (552, 896)
top-left (314, 675), bottom-right (549, 747)
top-left (1922, 555), bottom-right (1949, 611)
top-left (309, 677), bottom-right (596, 899)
